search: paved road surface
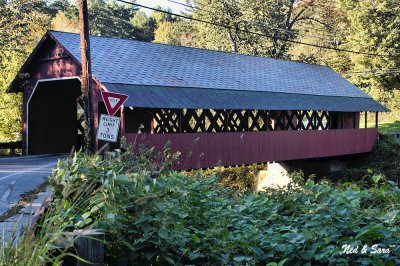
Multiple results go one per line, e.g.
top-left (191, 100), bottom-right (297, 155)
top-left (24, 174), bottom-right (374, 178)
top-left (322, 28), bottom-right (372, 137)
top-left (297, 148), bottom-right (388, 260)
top-left (0, 155), bottom-right (62, 215)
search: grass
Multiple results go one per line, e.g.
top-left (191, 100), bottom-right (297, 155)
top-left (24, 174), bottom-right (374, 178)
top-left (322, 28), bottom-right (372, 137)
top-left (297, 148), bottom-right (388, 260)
top-left (363, 121), bottom-right (400, 134)
top-left (378, 121), bottom-right (400, 133)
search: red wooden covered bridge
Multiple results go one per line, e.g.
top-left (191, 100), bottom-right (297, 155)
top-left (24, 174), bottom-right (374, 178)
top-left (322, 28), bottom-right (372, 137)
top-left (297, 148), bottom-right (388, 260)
top-left (7, 31), bottom-right (389, 169)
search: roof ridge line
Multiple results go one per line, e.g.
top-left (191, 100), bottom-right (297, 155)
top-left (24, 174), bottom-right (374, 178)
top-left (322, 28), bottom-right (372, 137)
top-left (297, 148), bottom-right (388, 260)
top-left (48, 30), bottom-right (331, 69)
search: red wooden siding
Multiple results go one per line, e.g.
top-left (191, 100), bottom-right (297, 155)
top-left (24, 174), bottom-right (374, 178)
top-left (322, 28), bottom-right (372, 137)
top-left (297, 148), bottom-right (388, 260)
top-left (19, 35), bottom-right (106, 153)
top-left (21, 37), bottom-right (81, 153)
top-left (125, 128), bottom-right (378, 170)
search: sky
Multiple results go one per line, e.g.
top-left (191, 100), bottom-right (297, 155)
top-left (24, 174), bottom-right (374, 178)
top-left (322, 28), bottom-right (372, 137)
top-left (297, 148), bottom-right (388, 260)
top-left (136, 0), bottom-right (187, 15)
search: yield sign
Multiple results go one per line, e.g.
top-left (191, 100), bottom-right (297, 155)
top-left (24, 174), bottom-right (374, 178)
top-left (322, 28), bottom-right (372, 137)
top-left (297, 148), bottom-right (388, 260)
top-left (101, 91), bottom-right (129, 116)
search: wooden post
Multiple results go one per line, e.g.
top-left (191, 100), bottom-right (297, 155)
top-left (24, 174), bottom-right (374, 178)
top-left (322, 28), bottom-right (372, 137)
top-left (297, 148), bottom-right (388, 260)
top-left (74, 230), bottom-right (105, 266)
top-left (225, 109), bottom-right (229, 132)
top-left (313, 111), bottom-right (317, 130)
top-left (246, 110), bottom-right (250, 131)
top-left (365, 112), bottom-right (367, 128)
top-left (120, 106), bottom-right (125, 135)
top-left (79, 0), bottom-right (96, 153)
top-left (60, 229), bottom-right (105, 265)
top-left (179, 109), bottom-right (182, 133)
top-left (341, 112), bottom-right (344, 129)
top-left (150, 110), bottom-right (155, 134)
top-left (200, 109), bottom-right (206, 132)
top-left (375, 112), bottom-right (378, 129)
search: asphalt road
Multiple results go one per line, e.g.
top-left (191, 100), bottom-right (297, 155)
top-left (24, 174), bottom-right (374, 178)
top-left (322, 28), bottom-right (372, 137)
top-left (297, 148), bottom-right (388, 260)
top-left (0, 155), bottom-right (62, 215)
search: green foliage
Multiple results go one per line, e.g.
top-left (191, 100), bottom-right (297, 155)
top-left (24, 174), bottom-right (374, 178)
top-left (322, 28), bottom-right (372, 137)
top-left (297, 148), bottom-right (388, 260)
top-left (0, 182), bottom-right (97, 265)
top-left (0, 215), bottom-right (78, 265)
top-left (0, 0), bottom-right (164, 141)
top-left (2, 141), bottom-right (399, 265)
top-left (130, 11), bottom-right (156, 42)
top-left (217, 164), bottom-right (266, 192)
top-left (328, 0), bottom-right (400, 121)
top-left (378, 121), bottom-right (400, 134)
top-left (150, 6), bottom-right (176, 24)
top-left (154, 19), bottom-right (195, 46)
top-left (186, 0), bottom-right (334, 59)
top-left (368, 135), bottom-right (400, 184)
top-left (45, 148), bottom-right (400, 265)
top-left (338, 0), bottom-right (400, 92)
top-left (2, 0), bottom-right (399, 142)
top-left (333, 134), bottom-right (400, 186)
top-left (87, 0), bottom-right (135, 39)
top-left (0, 0), bottom-right (50, 141)
top-left (189, 164), bottom-right (267, 193)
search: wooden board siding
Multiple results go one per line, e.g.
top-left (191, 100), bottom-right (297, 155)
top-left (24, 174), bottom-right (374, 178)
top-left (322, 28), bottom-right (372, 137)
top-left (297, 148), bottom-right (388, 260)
top-left (19, 35), bottom-right (105, 153)
top-left (22, 37), bottom-right (81, 153)
top-left (125, 129), bottom-right (378, 170)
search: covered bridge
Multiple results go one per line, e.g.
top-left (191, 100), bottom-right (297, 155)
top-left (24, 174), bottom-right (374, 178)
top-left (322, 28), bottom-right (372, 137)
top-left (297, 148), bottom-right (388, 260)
top-left (7, 31), bottom-right (388, 169)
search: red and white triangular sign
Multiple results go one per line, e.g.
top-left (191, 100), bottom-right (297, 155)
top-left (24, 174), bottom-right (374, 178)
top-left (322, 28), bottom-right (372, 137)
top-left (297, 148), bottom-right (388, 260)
top-left (101, 91), bottom-right (129, 116)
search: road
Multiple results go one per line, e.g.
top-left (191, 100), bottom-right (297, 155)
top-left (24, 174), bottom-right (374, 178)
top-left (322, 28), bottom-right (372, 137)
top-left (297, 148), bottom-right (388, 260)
top-left (0, 155), bottom-right (62, 215)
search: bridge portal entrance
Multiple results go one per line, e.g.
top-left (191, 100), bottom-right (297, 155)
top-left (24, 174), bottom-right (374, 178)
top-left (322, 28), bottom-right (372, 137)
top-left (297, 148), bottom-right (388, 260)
top-left (27, 78), bottom-right (83, 155)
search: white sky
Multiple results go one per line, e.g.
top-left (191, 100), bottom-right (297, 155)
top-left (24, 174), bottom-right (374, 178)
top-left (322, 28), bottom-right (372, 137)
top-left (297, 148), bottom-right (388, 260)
top-left (136, 0), bottom-right (187, 15)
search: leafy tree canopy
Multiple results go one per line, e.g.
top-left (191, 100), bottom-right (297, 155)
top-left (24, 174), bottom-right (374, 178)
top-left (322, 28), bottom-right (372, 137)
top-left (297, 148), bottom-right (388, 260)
top-left (1, 0), bottom-right (399, 141)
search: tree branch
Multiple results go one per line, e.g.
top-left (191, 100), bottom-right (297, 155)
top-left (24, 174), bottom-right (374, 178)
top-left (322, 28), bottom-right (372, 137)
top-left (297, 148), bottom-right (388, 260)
top-left (285, 0), bottom-right (296, 29)
top-left (290, 7), bottom-right (308, 28)
top-left (289, 0), bottom-right (318, 29)
top-left (293, 17), bottom-right (333, 30)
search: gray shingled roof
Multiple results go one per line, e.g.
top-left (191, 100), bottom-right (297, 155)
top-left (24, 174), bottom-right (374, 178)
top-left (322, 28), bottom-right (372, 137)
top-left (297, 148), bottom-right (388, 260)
top-left (48, 31), bottom-right (388, 112)
top-left (104, 83), bottom-right (386, 112)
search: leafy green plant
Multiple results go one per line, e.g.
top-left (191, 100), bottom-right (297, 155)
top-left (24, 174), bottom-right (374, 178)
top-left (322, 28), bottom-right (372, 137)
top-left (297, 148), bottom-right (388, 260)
top-left (47, 149), bottom-right (400, 265)
top-left (187, 163), bottom-right (267, 193)
top-left (5, 141), bottom-right (399, 265)
top-left (0, 191), bottom-right (95, 266)
top-left (333, 134), bottom-right (400, 187)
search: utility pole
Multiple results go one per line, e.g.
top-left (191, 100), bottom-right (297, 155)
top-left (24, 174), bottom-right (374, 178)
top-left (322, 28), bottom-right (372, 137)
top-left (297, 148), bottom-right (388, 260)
top-left (78, 0), bottom-right (95, 153)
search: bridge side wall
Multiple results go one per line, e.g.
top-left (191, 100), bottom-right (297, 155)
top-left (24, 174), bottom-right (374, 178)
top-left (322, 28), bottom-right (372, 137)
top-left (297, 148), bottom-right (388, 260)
top-left (125, 128), bottom-right (378, 170)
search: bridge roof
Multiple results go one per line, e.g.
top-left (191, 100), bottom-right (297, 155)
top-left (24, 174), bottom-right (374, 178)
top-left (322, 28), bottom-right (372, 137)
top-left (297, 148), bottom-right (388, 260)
top-left (104, 83), bottom-right (386, 112)
top-left (12, 31), bottom-right (390, 112)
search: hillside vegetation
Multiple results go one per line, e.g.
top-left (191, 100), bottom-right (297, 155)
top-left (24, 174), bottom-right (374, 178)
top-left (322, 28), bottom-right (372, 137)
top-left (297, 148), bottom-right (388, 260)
top-left (1, 0), bottom-right (399, 141)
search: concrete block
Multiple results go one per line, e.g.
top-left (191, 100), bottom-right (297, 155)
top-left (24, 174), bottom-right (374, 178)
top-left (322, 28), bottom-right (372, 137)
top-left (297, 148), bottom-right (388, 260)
top-left (255, 162), bottom-right (291, 191)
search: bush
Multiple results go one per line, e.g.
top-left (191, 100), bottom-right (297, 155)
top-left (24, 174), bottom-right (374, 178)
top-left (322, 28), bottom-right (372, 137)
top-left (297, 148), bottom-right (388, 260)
top-left (45, 149), bottom-right (400, 265)
top-left (218, 164), bottom-right (267, 192)
top-left (187, 164), bottom-right (267, 193)
top-left (333, 134), bottom-right (400, 187)
top-left (4, 141), bottom-right (398, 265)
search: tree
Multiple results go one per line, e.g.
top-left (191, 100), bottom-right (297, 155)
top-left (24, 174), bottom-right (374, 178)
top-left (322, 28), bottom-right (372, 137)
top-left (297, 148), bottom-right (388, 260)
top-left (46, 0), bottom-right (72, 17)
top-left (154, 19), bottom-right (196, 46)
top-left (190, 0), bottom-right (334, 58)
top-left (288, 1), bottom-right (351, 67)
top-left (335, 0), bottom-right (400, 121)
top-left (150, 6), bottom-right (176, 24)
top-left (87, 0), bottom-right (136, 39)
top-left (0, 0), bottom-right (50, 141)
top-left (52, 11), bottom-right (79, 33)
top-left (130, 10), bottom-right (156, 42)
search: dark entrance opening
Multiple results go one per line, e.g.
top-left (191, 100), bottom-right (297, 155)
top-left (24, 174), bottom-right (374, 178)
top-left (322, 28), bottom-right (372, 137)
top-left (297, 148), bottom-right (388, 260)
top-left (27, 79), bottom-right (82, 154)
